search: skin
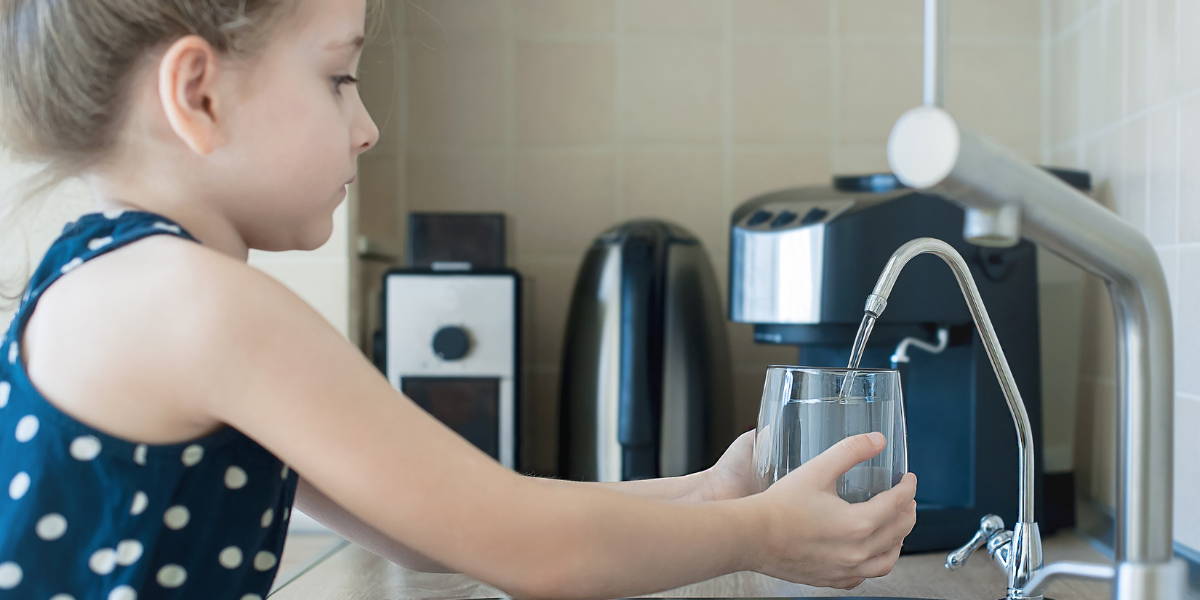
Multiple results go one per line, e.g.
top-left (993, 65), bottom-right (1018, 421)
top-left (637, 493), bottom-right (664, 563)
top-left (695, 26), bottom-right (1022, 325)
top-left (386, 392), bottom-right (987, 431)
top-left (18, 0), bottom-right (918, 597)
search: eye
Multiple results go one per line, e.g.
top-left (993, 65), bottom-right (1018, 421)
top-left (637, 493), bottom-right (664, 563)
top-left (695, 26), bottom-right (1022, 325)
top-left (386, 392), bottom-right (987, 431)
top-left (331, 74), bottom-right (359, 94)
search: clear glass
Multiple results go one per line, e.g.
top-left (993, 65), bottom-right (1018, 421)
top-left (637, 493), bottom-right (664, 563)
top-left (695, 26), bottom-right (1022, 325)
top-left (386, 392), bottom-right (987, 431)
top-left (753, 365), bottom-right (908, 502)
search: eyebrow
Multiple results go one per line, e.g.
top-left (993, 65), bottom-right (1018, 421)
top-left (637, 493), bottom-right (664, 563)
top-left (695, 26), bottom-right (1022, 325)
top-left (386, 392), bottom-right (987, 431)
top-left (326, 35), bottom-right (365, 51)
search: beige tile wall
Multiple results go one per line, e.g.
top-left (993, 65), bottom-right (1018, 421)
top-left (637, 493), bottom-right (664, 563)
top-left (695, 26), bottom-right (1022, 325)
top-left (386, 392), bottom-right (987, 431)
top-left (387, 0), bottom-right (1043, 477)
top-left (1045, 0), bottom-right (1199, 551)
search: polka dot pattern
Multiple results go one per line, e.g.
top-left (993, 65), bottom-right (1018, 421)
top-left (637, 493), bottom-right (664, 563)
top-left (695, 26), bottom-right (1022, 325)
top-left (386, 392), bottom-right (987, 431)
top-left (0, 210), bottom-right (297, 597)
top-left (14, 414), bottom-right (38, 442)
top-left (35, 514), bottom-right (67, 540)
top-left (69, 435), bottom-right (102, 460)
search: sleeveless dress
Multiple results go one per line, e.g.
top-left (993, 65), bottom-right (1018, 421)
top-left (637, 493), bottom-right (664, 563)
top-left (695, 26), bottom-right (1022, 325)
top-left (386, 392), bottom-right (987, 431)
top-left (0, 210), bottom-right (299, 599)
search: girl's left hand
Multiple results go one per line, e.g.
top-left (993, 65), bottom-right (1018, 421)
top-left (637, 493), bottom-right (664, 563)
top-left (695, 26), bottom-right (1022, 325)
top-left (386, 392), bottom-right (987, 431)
top-left (695, 429), bottom-right (759, 502)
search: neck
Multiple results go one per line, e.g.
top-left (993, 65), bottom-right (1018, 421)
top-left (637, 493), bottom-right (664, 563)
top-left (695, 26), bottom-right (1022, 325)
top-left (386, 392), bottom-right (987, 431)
top-left (84, 172), bottom-right (251, 262)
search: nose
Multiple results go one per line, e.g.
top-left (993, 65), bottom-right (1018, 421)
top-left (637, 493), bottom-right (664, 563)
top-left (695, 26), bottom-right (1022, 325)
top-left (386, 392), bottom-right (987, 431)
top-left (352, 104), bottom-right (380, 155)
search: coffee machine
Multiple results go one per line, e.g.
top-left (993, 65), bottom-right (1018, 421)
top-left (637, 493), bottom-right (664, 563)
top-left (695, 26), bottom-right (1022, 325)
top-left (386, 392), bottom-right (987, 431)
top-left (729, 171), bottom-right (1088, 552)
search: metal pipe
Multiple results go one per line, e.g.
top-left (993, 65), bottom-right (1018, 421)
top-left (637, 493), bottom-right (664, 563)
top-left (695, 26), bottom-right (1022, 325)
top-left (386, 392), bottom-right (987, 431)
top-left (888, 105), bottom-right (1185, 598)
top-left (923, 0), bottom-right (946, 107)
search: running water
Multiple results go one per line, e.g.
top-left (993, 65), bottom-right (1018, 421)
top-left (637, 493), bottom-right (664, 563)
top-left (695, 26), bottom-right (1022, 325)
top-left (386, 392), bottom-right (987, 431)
top-left (838, 313), bottom-right (877, 398)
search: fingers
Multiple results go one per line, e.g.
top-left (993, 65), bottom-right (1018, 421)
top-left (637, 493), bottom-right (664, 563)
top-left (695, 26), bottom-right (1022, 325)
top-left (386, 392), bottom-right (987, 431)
top-left (800, 432), bottom-right (886, 486)
top-left (855, 472), bottom-right (917, 523)
top-left (857, 544), bottom-right (903, 578)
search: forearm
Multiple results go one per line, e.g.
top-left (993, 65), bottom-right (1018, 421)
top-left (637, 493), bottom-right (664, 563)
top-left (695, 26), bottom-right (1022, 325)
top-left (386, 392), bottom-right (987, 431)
top-left (442, 474), bottom-right (760, 599)
top-left (547, 469), bottom-right (710, 502)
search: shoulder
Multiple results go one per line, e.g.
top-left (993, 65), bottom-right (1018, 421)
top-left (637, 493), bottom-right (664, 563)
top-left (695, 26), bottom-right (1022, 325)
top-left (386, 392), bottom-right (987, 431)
top-left (23, 233), bottom-right (317, 442)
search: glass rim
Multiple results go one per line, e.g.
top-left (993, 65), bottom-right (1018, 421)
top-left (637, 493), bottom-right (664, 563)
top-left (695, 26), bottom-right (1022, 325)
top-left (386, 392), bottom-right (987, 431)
top-left (765, 364), bottom-right (900, 375)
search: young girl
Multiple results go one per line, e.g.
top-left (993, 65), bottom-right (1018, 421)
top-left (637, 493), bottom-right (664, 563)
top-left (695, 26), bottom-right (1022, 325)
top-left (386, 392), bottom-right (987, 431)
top-left (0, 1), bottom-right (917, 598)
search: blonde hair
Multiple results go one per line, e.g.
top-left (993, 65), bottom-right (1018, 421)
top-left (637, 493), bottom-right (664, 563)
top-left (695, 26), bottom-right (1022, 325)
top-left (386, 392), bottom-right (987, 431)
top-left (0, 0), bottom-right (294, 183)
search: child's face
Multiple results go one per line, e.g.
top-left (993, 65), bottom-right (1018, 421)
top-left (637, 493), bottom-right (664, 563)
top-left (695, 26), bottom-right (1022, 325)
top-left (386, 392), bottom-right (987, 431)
top-left (214, 0), bottom-right (379, 252)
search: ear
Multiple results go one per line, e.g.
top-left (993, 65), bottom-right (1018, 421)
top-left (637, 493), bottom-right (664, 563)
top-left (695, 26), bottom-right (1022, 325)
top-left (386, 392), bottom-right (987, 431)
top-left (158, 35), bottom-right (223, 155)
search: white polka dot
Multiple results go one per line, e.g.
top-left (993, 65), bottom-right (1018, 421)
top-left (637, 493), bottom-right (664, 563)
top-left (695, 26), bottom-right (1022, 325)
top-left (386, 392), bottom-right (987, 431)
top-left (0, 381), bottom-right (10, 408)
top-left (89, 548), bottom-right (116, 575)
top-left (253, 551), bottom-right (277, 571)
top-left (260, 508), bottom-right (274, 528)
top-left (156, 564), bottom-right (187, 588)
top-left (181, 444), bottom-right (204, 466)
top-left (163, 505), bottom-right (190, 530)
top-left (218, 546), bottom-right (243, 569)
top-left (103, 209), bottom-right (125, 219)
top-left (69, 435), bottom-right (102, 460)
top-left (133, 444), bottom-right (147, 466)
top-left (115, 539), bottom-right (143, 565)
top-left (108, 585), bottom-right (136, 600)
top-left (283, 506), bottom-right (290, 521)
top-left (0, 561), bottom-right (21, 589)
top-left (8, 472), bottom-right (29, 500)
top-left (60, 257), bottom-right (83, 274)
top-left (152, 222), bottom-right (181, 234)
top-left (50, 594), bottom-right (75, 600)
top-left (241, 595), bottom-right (262, 600)
top-left (88, 236), bottom-right (114, 251)
top-left (224, 466), bottom-right (248, 489)
top-left (6, 342), bottom-right (16, 365)
top-left (130, 491), bottom-right (148, 515)
top-left (35, 513), bottom-right (67, 540)
top-left (14, 415), bottom-right (38, 442)
top-left (281, 464), bottom-right (290, 479)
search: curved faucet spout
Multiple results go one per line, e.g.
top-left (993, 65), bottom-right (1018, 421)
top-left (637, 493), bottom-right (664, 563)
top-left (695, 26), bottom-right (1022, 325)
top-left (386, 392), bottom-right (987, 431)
top-left (863, 237), bottom-right (1040, 594)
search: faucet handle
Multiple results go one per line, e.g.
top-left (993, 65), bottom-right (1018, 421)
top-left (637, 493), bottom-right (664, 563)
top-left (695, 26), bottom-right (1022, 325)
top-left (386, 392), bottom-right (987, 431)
top-left (945, 515), bottom-right (1005, 570)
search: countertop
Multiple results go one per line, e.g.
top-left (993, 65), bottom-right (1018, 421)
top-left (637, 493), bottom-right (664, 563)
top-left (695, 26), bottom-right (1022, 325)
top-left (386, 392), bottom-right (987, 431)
top-left (267, 530), bottom-right (1112, 599)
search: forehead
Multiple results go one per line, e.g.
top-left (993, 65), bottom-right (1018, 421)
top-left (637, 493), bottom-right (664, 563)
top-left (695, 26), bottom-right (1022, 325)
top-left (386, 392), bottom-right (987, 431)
top-left (276, 0), bottom-right (366, 48)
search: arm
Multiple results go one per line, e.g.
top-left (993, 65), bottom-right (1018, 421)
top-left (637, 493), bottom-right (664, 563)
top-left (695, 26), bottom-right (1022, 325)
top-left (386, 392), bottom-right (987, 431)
top-left (177, 253), bottom-right (761, 600)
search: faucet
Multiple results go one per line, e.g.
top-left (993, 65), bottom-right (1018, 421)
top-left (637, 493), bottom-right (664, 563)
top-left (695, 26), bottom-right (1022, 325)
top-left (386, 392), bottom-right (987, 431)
top-left (884, 107), bottom-right (1186, 600)
top-left (863, 237), bottom-right (1044, 599)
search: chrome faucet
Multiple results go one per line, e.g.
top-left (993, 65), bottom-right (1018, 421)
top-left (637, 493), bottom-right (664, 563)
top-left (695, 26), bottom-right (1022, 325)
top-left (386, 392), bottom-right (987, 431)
top-left (884, 102), bottom-right (1186, 600)
top-left (862, 237), bottom-right (1044, 599)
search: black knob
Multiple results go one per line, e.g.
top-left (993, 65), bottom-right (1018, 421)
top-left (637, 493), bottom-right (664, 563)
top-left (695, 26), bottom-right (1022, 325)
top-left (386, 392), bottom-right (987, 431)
top-left (432, 326), bottom-right (471, 361)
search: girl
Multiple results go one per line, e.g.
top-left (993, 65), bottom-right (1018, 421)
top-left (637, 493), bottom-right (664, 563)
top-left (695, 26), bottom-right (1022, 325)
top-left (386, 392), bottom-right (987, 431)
top-left (0, 1), bottom-right (917, 598)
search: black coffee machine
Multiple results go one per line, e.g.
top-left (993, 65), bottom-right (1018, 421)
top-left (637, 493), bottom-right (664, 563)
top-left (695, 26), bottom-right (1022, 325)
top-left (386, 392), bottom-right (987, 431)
top-left (729, 171), bottom-right (1088, 552)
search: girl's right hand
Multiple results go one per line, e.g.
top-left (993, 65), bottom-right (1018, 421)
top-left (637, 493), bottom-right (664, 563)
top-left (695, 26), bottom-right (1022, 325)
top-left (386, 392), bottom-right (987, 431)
top-left (744, 432), bottom-right (918, 590)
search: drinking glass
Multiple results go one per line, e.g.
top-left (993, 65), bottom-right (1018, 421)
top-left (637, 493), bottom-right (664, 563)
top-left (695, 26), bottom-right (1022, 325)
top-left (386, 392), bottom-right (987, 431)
top-left (753, 366), bottom-right (907, 502)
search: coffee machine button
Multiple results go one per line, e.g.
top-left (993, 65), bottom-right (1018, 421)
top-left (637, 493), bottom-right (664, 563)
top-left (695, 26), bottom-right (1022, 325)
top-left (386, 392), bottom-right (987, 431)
top-left (746, 210), bottom-right (773, 227)
top-left (770, 210), bottom-right (798, 228)
top-left (801, 207), bottom-right (829, 225)
top-left (432, 326), bottom-right (471, 361)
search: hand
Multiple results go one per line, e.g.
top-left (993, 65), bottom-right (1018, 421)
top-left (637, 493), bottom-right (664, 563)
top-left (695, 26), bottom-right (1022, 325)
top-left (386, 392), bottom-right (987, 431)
top-left (695, 429), bottom-right (759, 502)
top-left (742, 432), bottom-right (917, 590)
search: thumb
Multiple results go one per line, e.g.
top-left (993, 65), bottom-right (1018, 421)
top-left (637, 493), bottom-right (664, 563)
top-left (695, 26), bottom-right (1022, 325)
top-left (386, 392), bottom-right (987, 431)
top-left (801, 432), bottom-right (886, 486)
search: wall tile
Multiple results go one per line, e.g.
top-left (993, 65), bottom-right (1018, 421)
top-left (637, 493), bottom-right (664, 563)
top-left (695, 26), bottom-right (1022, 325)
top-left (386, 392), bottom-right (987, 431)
top-left (1049, 0), bottom-right (1083, 35)
top-left (514, 0), bottom-right (614, 35)
top-left (950, 0), bottom-right (1041, 41)
top-left (1180, 97), bottom-right (1200, 243)
top-left (1099, 2), bottom-right (1125, 127)
top-left (1147, 0), bottom-right (1178, 106)
top-left (1179, 246), bottom-right (1200, 397)
top-left (620, 39), bottom-right (724, 143)
top-left (731, 147), bottom-right (832, 205)
top-left (837, 41), bottom-right (923, 143)
top-left (619, 149), bottom-right (726, 258)
top-left (1181, 0), bottom-right (1200, 93)
top-left (407, 153), bottom-right (511, 214)
top-left (732, 41), bottom-right (832, 143)
top-left (1123, 0), bottom-right (1149, 113)
top-left (407, 36), bottom-right (509, 148)
top-left (619, 0), bottom-right (723, 35)
top-left (833, 143), bottom-right (890, 174)
top-left (1176, 395), bottom-right (1200, 550)
top-left (1146, 107), bottom-right (1179, 245)
top-left (732, 0), bottom-right (829, 38)
top-left (516, 41), bottom-right (616, 145)
top-left (947, 42), bottom-right (1042, 154)
top-left (1078, 11), bottom-right (1104, 134)
top-left (512, 150), bottom-right (617, 256)
top-left (514, 257), bottom-right (578, 369)
top-left (1051, 31), bottom-right (1082, 146)
top-left (1115, 117), bottom-right (1148, 235)
top-left (837, 0), bottom-right (922, 40)
top-left (405, 0), bottom-right (510, 34)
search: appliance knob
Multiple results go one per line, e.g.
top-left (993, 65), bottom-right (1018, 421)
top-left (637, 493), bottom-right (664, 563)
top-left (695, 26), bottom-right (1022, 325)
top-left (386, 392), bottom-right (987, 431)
top-left (746, 210), bottom-right (773, 226)
top-left (432, 326), bottom-right (471, 361)
top-left (770, 210), bottom-right (798, 228)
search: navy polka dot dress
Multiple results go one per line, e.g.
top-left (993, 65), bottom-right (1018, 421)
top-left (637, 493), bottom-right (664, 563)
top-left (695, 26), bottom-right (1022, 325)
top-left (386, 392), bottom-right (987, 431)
top-left (0, 210), bottom-right (299, 599)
